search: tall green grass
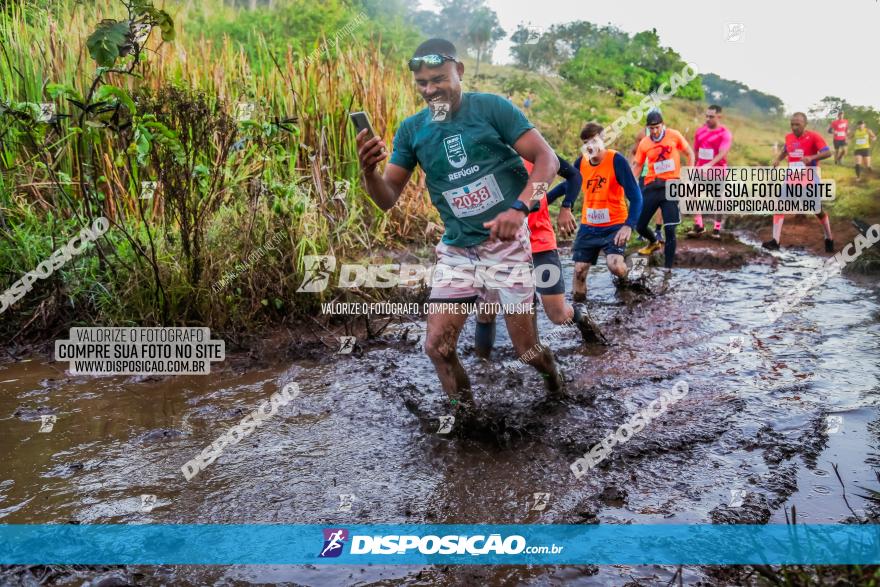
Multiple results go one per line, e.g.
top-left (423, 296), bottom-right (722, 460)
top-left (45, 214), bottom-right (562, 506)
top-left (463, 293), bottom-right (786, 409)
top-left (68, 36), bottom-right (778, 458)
top-left (0, 0), bottom-right (434, 339)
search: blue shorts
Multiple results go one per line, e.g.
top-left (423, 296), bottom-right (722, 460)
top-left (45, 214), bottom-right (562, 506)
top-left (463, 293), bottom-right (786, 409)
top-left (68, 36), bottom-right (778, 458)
top-left (573, 224), bottom-right (626, 265)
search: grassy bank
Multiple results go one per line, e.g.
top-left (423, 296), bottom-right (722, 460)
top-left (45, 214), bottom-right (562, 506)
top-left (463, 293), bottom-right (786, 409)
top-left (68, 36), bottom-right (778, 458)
top-left (467, 59), bottom-right (880, 272)
top-left (0, 0), bottom-right (433, 342)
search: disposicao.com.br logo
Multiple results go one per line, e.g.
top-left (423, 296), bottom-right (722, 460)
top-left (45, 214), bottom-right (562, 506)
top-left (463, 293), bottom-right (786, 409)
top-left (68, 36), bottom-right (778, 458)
top-left (319, 528), bottom-right (349, 558)
top-left (318, 528), bottom-right (563, 557)
top-left (297, 255), bottom-right (567, 293)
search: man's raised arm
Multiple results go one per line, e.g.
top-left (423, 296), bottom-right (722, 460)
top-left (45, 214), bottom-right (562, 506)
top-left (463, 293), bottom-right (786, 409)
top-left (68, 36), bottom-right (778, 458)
top-left (356, 129), bottom-right (412, 211)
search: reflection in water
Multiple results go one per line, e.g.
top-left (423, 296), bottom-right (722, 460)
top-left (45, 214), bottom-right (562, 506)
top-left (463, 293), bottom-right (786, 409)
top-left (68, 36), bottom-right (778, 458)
top-left (0, 242), bottom-right (878, 585)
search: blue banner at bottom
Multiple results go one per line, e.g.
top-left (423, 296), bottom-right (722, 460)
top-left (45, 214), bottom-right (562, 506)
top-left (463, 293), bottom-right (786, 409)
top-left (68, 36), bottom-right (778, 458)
top-left (0, 524), bottom-right (878, 565)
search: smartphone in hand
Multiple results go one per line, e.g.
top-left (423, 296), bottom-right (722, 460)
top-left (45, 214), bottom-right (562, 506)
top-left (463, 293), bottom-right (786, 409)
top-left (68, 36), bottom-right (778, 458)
top-left (350, 111), bottom-right (384, 155)
top-left (349, 111), bottom-right (375, 139)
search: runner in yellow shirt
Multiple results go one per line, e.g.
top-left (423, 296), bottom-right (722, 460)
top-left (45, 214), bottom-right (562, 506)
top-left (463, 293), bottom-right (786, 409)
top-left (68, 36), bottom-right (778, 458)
top-left (851, 121), bottom-right (877, 178)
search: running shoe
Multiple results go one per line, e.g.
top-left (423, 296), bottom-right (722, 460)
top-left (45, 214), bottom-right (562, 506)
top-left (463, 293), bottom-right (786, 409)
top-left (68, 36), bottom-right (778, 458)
top-left (687, 225), bottom-right (705, 238)
top-left (637, 241), bottom-right (663, 255)
top-left (711, 228), bottom-right (721, 240)
top-left (825, 238), bottom-right (834, 253)
top-left (762, 238), bottom-right (780, 251)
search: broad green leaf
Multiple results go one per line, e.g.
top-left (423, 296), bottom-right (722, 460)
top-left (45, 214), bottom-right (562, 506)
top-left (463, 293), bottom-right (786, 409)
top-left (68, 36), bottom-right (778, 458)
top-left (86, 20), bottom-right (129, 67)
top-left (141, 6), bottom-right (175, 42)
top-left (93, 85), bottom-right (137, 116)
top-left (155, 9), bottom-right (175, 42)
top-left (46, 83), bottom-right (83, 103)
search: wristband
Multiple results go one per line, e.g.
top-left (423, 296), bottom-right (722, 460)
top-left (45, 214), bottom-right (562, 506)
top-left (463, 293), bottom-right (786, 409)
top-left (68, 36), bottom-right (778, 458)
top-left (509, 200), bottom-right (531, 215)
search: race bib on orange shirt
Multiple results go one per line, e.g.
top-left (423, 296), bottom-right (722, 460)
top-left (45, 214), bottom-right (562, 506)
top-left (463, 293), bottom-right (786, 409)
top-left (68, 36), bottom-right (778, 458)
top-left (586, 208), bottom-right (611, 224)
top-left (653, 158), bottom-right (676, 175)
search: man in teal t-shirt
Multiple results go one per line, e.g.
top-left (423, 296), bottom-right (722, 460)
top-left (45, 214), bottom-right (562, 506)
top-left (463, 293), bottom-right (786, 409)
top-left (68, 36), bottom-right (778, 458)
top-left (390, 91), bottom-right (534, 246)
top-left (356, 38), bottom-right (565, 429)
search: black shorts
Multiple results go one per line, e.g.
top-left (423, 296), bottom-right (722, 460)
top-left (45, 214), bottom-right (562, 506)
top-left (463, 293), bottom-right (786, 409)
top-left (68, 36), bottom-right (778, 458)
top-left (642, 180), bottom-right (681, 226)
top-left (533, 249), bottom-right (566, 295)
top-left (855, 149), bottom-right (870, 157)
top-left (834, 139), bottom-right (847, 149)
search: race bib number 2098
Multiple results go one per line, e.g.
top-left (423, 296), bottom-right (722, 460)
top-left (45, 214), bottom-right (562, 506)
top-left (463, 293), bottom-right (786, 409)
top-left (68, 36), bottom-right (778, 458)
top-left (441, 174), bottom-right (504, 218)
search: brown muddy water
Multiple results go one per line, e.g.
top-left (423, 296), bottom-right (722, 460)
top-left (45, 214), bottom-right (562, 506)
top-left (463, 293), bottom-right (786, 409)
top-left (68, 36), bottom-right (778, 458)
top-left (1, 235), bottom-right (879, 586)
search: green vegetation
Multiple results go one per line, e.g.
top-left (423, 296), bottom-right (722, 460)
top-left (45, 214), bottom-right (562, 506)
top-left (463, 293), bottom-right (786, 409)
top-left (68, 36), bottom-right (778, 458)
top-left (509, 23), bottom-right (703, 101)
top-left (810, 96), bottom-right (880, 131)
top-left (412, 0), bottom-right (505, 76)
top-left (701, 73), bottom-right (785, 115)
top-left (0, 0), bottom-right (430, 341)
top-left (468, 58), bottom-right (783, 167)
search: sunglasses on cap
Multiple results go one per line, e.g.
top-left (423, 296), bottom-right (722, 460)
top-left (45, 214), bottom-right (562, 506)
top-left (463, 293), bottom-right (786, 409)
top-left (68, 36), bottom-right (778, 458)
top-left (408, 54), bottom-right (457, 72)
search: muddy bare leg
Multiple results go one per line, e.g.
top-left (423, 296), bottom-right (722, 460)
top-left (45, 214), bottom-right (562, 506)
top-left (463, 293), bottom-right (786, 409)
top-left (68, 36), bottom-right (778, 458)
top-left (573, 262), bottom-right (591, 302)
top-left (425, 307), bottom-right (473, 405)
top-left (503, 309), bottom-right (563, 393)
top-left (607, 254), bottom-right (627, 279)
top-left (540, 293), bottom-right (574, 325)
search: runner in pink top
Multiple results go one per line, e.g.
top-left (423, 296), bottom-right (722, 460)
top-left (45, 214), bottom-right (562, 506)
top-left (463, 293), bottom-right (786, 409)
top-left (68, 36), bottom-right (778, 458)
top-left (689, 105), bottom-right (733, 239)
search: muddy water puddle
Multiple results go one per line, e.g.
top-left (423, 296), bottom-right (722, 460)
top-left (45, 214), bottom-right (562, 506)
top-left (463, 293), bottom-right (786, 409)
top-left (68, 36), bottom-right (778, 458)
top-left (1, 241), bottom-right (879, 585)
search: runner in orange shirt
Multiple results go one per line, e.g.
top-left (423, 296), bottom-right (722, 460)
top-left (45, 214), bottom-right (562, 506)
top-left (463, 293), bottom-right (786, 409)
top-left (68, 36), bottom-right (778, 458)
top-left (630, 124), bottom-right (664, 245)
top-left (571, 122), bottom-right (644, 300)
top-left (475, 153), bottom-right (606, 357)
top-left (631, 111), bottom-right (695, 270)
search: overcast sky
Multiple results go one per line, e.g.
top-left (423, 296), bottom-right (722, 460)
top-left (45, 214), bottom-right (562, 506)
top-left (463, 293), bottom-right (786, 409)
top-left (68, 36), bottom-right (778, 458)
top-left (421, 0), bottom-right (880, 113)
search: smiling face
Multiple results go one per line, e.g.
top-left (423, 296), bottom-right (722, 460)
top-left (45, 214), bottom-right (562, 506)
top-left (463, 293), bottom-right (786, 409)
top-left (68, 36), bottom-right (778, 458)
top-left (413, 60), bottom-right (464, 113)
